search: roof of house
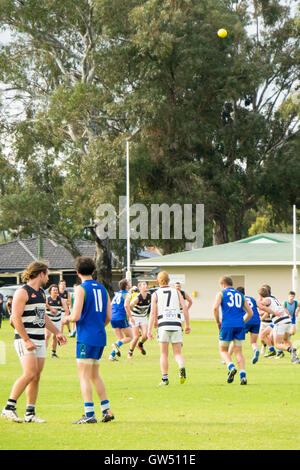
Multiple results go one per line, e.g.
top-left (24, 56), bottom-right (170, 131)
top-left (0, 238), bottom-right (160, 273)
top-left (135, 233), bottom-right (300, 267)
top-left (0, 238), bottom-right (96, 272)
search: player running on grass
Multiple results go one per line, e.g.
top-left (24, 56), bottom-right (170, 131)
top-left (213, 276), bottom-right (253, 385)
top-left (257, 287), bottom-right (300, 364)
top-left (108, 279), bottom-right (134, 361)
top-left (147, 271), bottom-right (190, 386)
top-left (62, 256), bottom-right (114, 424)
top-left (228, 287), bottom-right (261, 364)
top-left (128, 281), bottom-right (151, 359)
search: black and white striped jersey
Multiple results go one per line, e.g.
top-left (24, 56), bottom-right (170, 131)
top-left (14, 285), bottom-right (47, 344)
top-left (47, 296), bottom-right (63, 324)
top-left (131, 293), bottom-right (151, 317)
top-left (155, 287), bottom-right (182, 331)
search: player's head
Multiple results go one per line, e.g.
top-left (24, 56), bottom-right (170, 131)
top-left (288, 290), bottom-right (296, 301)
top-left (74, 257), bottom-right (96, 276)
top-left (219, 276), bottom-right (233, 289)
top-left (138, 281), bottom-right (148, 292)
top-left (21, 261), bottom-right (49, 287)
top-left (119, 278), bottom-right (130, 291)
top-left (7, 296), bottom-right (13, 301)
top-left (48, 284), bottom-right (59, 297)
top-left (258, 287), bottom-right (269, 298)
top-left (236, 286), bottom-right (245, 295)
top-left (175, 282), bottom-right (181, 290)
top-left (58, 279), bottom-right (67, 290)
top-left (262, 284), bottom-right (271, 295)
top-left (157, 271), bottom-right (170, 286)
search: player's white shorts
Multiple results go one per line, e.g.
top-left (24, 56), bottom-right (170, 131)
top-left (273, 322), bottom-right (291, 336)
top-left (157, 329), bottom-right (183, 344)
top-left (260, 322), bottom-right (273, 332)
top-left (14, 339), bottom-right (46, 359)
top-left (131, 316), bottom-right (148, 328)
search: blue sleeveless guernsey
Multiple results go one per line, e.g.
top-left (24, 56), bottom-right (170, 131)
top-left (111, 290), bottom-right (128, 321)
top-left (221, 287), bottom-right (245, 328)
top-left (76, 280), bottom-right (108, 347)
top-left (244, 296), bottom-right (260, 325)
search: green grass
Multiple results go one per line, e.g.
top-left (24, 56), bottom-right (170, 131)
top-left (1, 319), bottom-right (300, 450)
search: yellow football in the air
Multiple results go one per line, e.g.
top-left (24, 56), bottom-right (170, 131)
top-left (217, 28), bottom-right (227, 38)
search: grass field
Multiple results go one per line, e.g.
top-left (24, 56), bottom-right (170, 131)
top-left (1, 318), bottom-right (300, 450)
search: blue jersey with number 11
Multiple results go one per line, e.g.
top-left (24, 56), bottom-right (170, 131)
top-left (221, 287), bottom-right (245, 328)
top-left (76, 280), bottom-right (108, 347)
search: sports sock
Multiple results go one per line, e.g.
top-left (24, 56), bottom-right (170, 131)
top-left (162, 374), bottom-right (168, 381)
top-left (240, 370), bottom-right (246, 379)
top-left (227, 362), bottom-right (235, 371)
top-left (25, 405), bottom-right (35, 416)
top-left (84, 402), bottom-right (95, 418)
top-left (110, 350), bottom-right (116, 358)
top-left (116, 340), bottom-right (123, 348)
top-left (179, 363), bottom-right (185, 369)
top-left (269, 346), bottom-right (275, 352)
top-left (101, 400), bottom-right (110, 415)
top-left (5, 398), bottom-right (17, 411)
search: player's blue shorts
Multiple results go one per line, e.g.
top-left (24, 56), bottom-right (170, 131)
top-left (244, 323), bottom-right (260, 334)
top-left (219, 326), bottom-right (245, 342)
top-left (76, 343), bottom-right (105, 360)
top-left (111, 319), bottom-right (130, 329)
top-left (291, 315), bottom-right (296, 325)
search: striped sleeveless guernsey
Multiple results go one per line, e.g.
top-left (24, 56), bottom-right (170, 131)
top-left (59, 290), bottom-right (69, 301)
top-left (132, 293), bottom-right (151, 318)
top-left (47, 295), bottom-right (63, 325)
top-left (14, 285), bottom-right (46, 344)
top-left (156, 287), bottom-right (182, 331)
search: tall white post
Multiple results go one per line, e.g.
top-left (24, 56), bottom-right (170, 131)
top-left (292, 204), bottom-right (298, 292)
top-left (126, 139), bottom-right (131, 283)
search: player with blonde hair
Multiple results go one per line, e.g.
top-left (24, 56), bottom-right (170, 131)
top-left (148, 271), bottom-right (190, 386)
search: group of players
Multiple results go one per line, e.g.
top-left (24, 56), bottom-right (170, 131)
top-left (1, 257), bottom-right (299, 424)
top-left (213, 277), bottom-right (300, 386)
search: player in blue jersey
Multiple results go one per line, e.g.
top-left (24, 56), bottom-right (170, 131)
top-left (283, 291), bottom-right (299, 337)
top-left (108, 279), bottom-right (134, 361)
top-left (213, 276), bottom-right (253, 385)
top-left (62, 256), bottom-right (114, 424)
top-left (228, 287), bottom-right (261, 364)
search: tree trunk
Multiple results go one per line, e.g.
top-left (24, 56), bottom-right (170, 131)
top-left (89, 227), bottom-right (114, 298)
top-left (212, 218), bottom-right (229, 245)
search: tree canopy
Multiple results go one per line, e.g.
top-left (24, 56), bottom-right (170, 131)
top-left (0, 0), bottom-right (299, 288)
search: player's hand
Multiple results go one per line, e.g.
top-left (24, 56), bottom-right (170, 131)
top-left (185, 326), bottom-right (191, 334)
top-left (24, 339), bottom-right (37, 351)
top-left (147, 330), bottom-right (154, 340)
top-left (56, 333), bottom-right (67, 345)
top-left (61, 316), bottom-right (69, 326)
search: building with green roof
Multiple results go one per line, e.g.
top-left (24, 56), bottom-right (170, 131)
top-left (135, 234), bottom-right (299, 320)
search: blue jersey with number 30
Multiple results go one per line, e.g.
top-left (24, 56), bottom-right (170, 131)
top-left (76, 280), bottom-right (108, 347)
top-left (221, 288), bottom-right (245, 328)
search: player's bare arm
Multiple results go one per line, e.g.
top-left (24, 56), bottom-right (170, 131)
top-left (130, 296), bottom-right (139, 311)
top-left (63, 285), bottom-right (85, 323)
top-left (125, 293), bottom-right (135, 326)
top-left (213, 292), bottom-right (222, 329)
top-left (177, 291), bottom-right (191, 334)
top-left (147, 292), bottom-right (157, 339)
top-left (104, 295), bottom-right (112, 327)
top-left (45, 314), bottom-right (67, 345)
top-left (61, 298), bottom-right (70, 317)
top-left (257, 299), bottom-right (279, 317)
